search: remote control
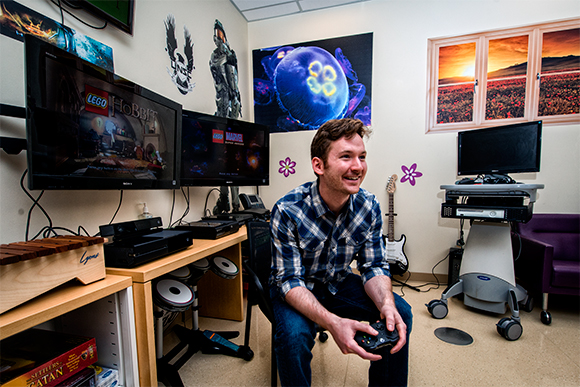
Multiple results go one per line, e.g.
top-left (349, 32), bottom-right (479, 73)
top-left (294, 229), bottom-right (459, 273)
top-left (354, 320), bottom-right (399, 353)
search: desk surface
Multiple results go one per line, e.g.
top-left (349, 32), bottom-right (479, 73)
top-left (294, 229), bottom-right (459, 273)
top-left (106, 226), bottom-right (248, 283)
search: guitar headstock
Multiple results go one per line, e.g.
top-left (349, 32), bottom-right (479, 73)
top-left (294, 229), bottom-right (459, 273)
top-left (386, 174), bottom-right (398, 194)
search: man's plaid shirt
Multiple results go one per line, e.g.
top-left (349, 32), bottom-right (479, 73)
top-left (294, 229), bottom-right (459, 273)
top-left (270, 180), bottom-right (391, 299)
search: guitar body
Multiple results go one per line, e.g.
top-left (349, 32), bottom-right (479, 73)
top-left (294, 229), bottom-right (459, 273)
top-left (384, 174), bottom-right (409, 276)
top-left (385, 234), bottom-right (409, 275)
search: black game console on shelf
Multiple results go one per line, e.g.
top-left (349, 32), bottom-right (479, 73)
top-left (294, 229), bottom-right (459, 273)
top-left (100, 217), bottom-right (193, 268)
top-left (174, 219), bottom-right (240, 239)
top-left (354, 320), bottom-right (399, 353)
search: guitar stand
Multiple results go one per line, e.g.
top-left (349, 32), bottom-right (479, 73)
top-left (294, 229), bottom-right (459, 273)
top-left (156, 277), bottom-right (254, 387)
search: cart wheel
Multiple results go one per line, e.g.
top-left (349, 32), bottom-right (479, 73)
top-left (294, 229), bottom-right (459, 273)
top-left (519, 295), bottom-right (534, 313)
top-left (540, 310), bottom-right (552, 325)
top-left (496, 318), bottom-right (522, 341)
top-left (426, 300), bottom-right (448, 319)
top-left (238, 345), bottom-right (254, 361)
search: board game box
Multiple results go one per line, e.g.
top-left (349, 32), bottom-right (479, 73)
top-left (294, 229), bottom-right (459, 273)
top-left (0, 329), bottom-right (97, 387)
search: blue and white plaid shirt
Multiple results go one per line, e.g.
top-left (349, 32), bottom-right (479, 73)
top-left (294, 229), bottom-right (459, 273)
top-left (270, 180), bottom-right (390, 299)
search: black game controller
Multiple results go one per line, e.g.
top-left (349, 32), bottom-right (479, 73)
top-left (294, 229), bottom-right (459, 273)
top-left (354, 320), bottom-right (399, 353)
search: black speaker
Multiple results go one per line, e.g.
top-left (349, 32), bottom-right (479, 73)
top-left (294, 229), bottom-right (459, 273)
top-left (448, 247), bottom-right (463, 285)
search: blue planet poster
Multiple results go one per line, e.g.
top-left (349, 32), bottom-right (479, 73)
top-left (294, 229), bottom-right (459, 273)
top-left (253, 33), bottom-right (373, 133)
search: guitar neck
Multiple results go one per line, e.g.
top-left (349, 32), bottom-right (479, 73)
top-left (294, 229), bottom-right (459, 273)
top-left (387, 193), bottom-right (394, 242)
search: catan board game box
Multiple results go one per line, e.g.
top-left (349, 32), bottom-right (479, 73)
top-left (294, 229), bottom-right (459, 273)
top-left (0, 329), bottom-right (97, 387)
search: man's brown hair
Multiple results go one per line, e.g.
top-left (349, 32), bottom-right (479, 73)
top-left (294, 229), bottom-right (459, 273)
top-left (310, 118), bottom-right (371, 165)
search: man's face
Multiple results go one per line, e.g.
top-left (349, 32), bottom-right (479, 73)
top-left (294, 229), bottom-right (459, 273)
top-left (314, 135), bottom-right (368, 198)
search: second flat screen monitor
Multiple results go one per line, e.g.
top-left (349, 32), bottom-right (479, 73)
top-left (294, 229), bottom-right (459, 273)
top-left (180, 111), bottom-right (270, 187)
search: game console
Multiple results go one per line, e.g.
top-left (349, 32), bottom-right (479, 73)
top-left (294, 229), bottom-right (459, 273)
top-left (354, 320), bottom-right (399, 353)
top-left (99, 217), bottom-right (193, 268)
top-left (174, 219), bottom-right (240, 239)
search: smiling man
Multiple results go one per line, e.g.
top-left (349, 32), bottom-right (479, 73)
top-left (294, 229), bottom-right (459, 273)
top-left (269, 118), bottom-right (413, 387)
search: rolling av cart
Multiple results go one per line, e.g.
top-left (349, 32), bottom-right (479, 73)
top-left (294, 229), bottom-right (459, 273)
top-left (426, 184), bottom-right (544, 341)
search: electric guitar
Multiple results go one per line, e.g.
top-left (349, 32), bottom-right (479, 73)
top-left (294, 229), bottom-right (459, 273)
top-left (384, 174), bottom-right (409, 275)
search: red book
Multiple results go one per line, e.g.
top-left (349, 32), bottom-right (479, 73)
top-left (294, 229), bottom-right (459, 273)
top-left (0, 329), bottom-right (97, 387)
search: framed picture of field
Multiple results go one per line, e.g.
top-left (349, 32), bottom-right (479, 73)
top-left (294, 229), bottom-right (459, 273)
top-left (426, 18), bottom-right (579, 132)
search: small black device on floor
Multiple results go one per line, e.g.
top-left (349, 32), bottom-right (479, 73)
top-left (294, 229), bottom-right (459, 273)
top-left (354, 320), bottom-right (399, 353)
top-left (99, 217), bottom-right (193, 268)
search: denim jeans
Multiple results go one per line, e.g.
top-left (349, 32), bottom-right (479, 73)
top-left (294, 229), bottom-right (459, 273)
top-left (270, 273), bottom-right (413, 387)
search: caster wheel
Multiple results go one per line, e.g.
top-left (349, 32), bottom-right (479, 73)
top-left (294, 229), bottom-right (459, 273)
top-left (540, 310), bottom-right (552, 325)
top-left (318, 331), bottom-right (329, 342)
top-left (426, 300), bottom-right (448, 319)
top-left (522, 296), bottom-right (534, 313)
top-left (238, 345), bottom-right (254, 361)
top-left (496, 318), bottom-right (522, 341)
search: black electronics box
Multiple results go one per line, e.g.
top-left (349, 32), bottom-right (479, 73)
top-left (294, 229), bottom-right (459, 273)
top-left (448, 247), bottom-right (463, 286)
top-left (99, 217), bottom-right (193, 268)
top-left (175, 219), bottom-right (240, 240)
top-left (203, 212), bottom-right (255, 225)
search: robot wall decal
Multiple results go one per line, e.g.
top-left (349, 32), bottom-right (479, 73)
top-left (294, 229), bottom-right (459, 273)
top-left (210, 19), bottom-right (241, 119)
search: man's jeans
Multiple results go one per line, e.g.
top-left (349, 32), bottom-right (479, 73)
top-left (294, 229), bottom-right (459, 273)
top-left (270, 274), bottom-right (413, 387)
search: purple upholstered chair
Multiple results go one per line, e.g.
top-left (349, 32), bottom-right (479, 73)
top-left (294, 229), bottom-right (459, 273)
top-left (512, 214), bottom-right (580, 325)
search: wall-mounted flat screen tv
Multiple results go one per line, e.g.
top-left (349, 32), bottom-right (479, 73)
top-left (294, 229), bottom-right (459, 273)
top-left (67, 0), bottom-right (134, 35)
top-left (180, 110), bottom-right (270, 187)
top-left (457, 121), bottom-right (542, 177)
top-left (25, 34), bottom-right (181, 190)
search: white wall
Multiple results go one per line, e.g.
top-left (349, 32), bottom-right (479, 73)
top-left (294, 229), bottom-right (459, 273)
top-left (1, 0), bottom-right (578, 276)
top-left (247, 0), bottom-right (580, 274)
top-left (0, 0), bottom-right (248, 244)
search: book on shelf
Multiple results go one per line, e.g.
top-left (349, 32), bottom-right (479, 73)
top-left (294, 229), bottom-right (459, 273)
top-left (0, 329), bottom-right (97, 387)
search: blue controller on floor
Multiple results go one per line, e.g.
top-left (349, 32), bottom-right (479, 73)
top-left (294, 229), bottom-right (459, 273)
top-left (354, 320), bottom-right (399, 353)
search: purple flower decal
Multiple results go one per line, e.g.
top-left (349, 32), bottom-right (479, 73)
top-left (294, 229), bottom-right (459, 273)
top-left (400, 163), bottom-right (423, 186)
top-left (279, 157), bottom-right (296, 178)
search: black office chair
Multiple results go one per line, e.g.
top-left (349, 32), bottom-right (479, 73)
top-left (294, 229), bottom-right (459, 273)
top-left (243, 221), bottom-right (277, 386)
top-left (242, 221), bottom-right (327, 387)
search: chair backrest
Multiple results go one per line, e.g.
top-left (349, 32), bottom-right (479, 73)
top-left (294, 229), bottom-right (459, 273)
top-left (516, 213), bottom-right (580, 262)
top-left (246, 221), bottom-right (274, 320)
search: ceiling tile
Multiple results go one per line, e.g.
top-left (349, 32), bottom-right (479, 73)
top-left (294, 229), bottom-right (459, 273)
top-left (230, 0), bottom-right (369, 21)
top-left (241, 2), bottom-right (301, 22)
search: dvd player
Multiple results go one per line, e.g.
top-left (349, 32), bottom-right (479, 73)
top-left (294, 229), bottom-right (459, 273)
top-left (441, 203), bottom-right (533, 222)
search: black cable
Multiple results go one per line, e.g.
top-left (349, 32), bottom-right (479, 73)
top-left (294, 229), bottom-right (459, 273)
top-left (393, 251), bottom-right (450, 294)
top-left (203, 188), bottom-right (221, 217)
top-left (57, 0), bottom-right (65, 24)
top-left (169, 189), bottom-right (176, 227)
top-left (20, 169), bottom-right (53, 241)
top-left (77, 225), bottom-right (90, 237)
top-left (170, 187), bottom-right (191, 228)
top-left (49, 0), bottom-right (108, 29)
top-left (510, 222), bottom-right (522, 261)
top-left (109, 190), bottom-right (123, 225)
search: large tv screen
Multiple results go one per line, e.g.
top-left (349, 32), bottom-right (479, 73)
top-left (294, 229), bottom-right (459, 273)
top-left (180, 111), bottom-right (269, 187)
top-left (68, 0), bottom-right (134, 35)
top-left (457, 121), bottom-right (542, 177)
top-left (25, 35), bottom-right (181, 190)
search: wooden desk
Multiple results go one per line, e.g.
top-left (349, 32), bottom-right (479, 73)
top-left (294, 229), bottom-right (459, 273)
top-left (0, 275), bottom-right (132, 339)
top-left (106, 226), bottom-right (248, 387)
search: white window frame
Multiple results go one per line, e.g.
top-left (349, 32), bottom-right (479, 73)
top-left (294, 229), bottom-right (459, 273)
top-left (426, 17), bottom-right (580, 133)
